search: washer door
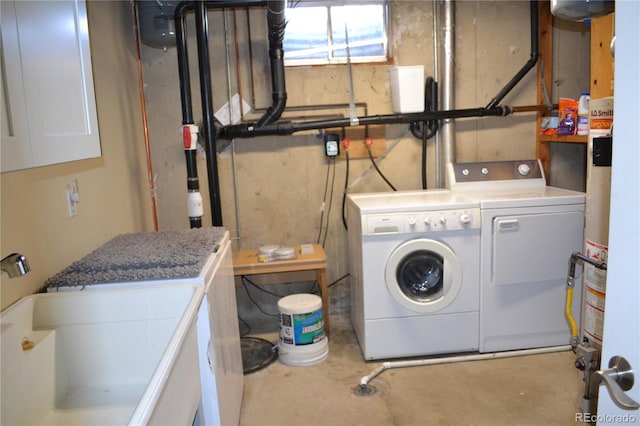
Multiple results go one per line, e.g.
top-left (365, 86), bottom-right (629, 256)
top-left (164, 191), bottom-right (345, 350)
top-left (385, 238), bottom-right (462, 313)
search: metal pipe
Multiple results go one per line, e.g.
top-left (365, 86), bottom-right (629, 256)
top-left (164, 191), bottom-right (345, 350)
top-left (224, 9), bottom-right (243, 248)
top-left (133, 2), bottom-right (160, 231)
top-left (432, 0), bottom-right (441, 188)
top-left (485, 0), bottom-right (539, 109)
top-left (441, 0), bottom-right (456, 186)
top-left (567, 251), bottom-right (607, 303)
top-left (358, 345), bottom-right (571, 389)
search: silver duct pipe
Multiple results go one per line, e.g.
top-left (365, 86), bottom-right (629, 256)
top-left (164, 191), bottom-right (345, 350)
top-left (432, 0), bottom-right (441, 188)
top-left (440, 0), bottom-right (456, 187)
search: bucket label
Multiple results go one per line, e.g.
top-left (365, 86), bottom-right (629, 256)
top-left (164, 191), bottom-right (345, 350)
top-left (280, 309), bottom-right (325, 345)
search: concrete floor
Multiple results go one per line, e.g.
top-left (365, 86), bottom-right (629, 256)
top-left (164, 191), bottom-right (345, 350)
top-left (239, 314), bottom-right (584, 426)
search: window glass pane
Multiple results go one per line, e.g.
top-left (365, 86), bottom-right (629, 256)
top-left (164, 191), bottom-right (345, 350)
top-left (283, 3), bottom-right (388, 65)
top-left (283, 6), bottom-right (328, 60)
top-left (331, 5), bottom-right (385, 58)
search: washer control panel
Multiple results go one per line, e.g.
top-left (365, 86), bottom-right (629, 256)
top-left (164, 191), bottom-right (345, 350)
top-left (364, 208), bottom-right (480, 235)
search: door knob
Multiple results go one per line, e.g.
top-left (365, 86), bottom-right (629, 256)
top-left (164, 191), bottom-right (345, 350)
top-left (595, 355), bottom-right (640, 410)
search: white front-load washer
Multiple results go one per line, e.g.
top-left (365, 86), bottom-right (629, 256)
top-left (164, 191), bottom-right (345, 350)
top-left (447, 160), bottom-right (586, 353)
top-left (346, 190), bottom-right (481, 360)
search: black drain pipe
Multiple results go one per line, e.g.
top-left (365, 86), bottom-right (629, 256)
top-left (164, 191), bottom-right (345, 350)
top-left (485, 0), bottom-right (539, 109)
top-left (175, 1), bottom-right (203, 228)
top-left (257, 0), bottom-right (287, 127)
top-left (174, 0), bottom-right (537, 224)
top-left (194, 0), bottom-right (224, 226)
top-left (220, 105), bottom-right (512, 138)
top-left (220, 0), bottom-right (539, 140)
top-left (174, 0), bottom-right (281, 227)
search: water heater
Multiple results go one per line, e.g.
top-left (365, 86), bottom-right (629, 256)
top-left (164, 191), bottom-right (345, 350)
top-left (550, 0), bottom-right (614, 22)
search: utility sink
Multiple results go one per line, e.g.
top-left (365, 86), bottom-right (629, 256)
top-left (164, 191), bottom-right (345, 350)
top-left (0, 284), bottom-right (204, 425)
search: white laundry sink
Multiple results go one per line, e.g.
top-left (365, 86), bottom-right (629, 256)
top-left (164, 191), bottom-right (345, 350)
top-left (0, 284), bottom-right (204, 425)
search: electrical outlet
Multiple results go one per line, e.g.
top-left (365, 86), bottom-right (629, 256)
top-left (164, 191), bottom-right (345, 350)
top-left (66, 178), bottom-right (80, 217)
top-left (324, 133), bottom-right (340, 157)
top-left (67, 187), bottom-right (77, 217)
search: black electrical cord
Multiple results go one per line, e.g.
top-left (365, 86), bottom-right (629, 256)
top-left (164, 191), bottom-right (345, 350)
top-left (328, 273), bottom-right (350, 288)
top-left (341, 148), bottom-right (350, 230)
top-left (238, 314), bottom-right (252, 337)
top-left (242, 275), bottom-right (284, 297)
top-left (410, 77), bottom-right (439, 189)
top-left (317, 157), bottom-right (336, 247)
top-left (241, 275), bottom-right (279, 317)
top-left (316, 157), bottom-right (332, 244)
top-left (367, 147), bottom-right (396, 191)
top-left (322, 157), bottom-right (336, 247)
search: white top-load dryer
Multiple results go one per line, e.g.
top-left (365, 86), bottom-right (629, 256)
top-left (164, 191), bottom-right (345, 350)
top-left (447, 160), bottom-right (586, 352)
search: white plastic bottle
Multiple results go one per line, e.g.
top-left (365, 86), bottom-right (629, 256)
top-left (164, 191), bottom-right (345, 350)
top-left (577, 92), bottom-right (590, 136)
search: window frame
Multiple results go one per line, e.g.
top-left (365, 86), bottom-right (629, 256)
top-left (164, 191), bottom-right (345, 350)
top-left (283, 0), bottom-right (390, 67)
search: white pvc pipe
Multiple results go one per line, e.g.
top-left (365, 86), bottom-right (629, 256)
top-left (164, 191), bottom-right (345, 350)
top-left (359, 345), bottom-right (572, 387)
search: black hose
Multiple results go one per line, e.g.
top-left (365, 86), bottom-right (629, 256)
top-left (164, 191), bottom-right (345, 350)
top-left (421, 121), bottom-right (428, 189)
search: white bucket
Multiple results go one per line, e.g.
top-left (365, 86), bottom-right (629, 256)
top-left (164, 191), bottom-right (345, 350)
top-left (278, 294), bottom-right (328, 366)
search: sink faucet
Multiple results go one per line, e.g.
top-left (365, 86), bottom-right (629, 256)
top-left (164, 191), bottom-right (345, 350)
top-left (1, 253), bottom-right (31, 278)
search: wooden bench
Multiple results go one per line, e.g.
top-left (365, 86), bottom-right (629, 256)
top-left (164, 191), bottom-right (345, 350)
top-left (233, 244), bottom-right (330, 337)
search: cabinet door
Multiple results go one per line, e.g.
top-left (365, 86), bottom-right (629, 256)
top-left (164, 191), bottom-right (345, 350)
top-left (1, 0), bottom-right (101, 172)
top-left (1, 0), bottom-right (31, 171)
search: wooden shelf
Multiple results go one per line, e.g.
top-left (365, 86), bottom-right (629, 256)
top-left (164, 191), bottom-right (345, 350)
top-left (539, 135), bottom-right (588, 144)
top-left (536, 5), bottom-right (614, 180)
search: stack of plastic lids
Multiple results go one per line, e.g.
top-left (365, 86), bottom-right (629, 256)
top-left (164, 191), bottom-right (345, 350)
top-left (258, 245), bottom-right (296, 262)
top-left (274, 247), bottom-right (296, 260)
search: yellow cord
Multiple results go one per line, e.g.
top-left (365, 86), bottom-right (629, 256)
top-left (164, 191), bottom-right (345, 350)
top-left (565, 287), bottom-right (579, 341)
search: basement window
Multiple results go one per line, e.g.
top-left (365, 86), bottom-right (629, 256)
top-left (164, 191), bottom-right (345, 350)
top-left (283, 1), bottom-right (389, 66)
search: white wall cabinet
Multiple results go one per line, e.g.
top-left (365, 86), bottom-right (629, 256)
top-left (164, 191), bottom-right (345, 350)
top-left (1, 0), bottom-right (101, 173)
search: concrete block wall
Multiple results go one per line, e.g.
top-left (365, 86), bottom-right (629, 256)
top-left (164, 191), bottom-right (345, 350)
top-left (139, 1), bottom-right (589, 328)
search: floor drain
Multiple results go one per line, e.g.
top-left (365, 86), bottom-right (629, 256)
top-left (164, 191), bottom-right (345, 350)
top-left (241, 337), bottom-right (278, 374)
top-left (354, 384), bottom-right (377, 396)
